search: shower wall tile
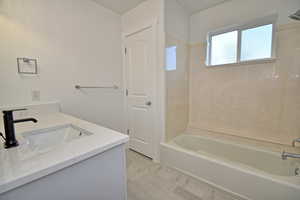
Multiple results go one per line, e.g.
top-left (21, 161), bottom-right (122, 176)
top-left (166, 34), bottom-right (189, 141)
top-left (188, 23), bottom-right (300, 146)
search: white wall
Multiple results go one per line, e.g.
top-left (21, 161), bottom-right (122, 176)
top-left (121, 0), bottom-right (165, 161)
top-left (165, 0), bottom-right (189, 42)
top-left (0, 0), bottom-right (124, 132)
top-left (122, 0), bottom-right (164, 33)
top-left (190, 0), bottom-right (300, 43)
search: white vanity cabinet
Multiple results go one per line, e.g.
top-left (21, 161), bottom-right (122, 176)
top-left (0, 145), bottom-right (127, 200)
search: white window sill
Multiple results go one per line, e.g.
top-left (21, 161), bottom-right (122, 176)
top-left (206, 58), bottom-right (276, 68)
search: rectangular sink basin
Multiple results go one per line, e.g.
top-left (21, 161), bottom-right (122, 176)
top-left (22, 124), bottom-right (93, 153)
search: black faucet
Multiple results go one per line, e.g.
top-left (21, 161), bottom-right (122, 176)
top-left (1, 109), bottom-right (38, 149)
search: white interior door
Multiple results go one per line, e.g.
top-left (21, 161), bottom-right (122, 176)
top-left (125, 26), bottom-right (156, 158)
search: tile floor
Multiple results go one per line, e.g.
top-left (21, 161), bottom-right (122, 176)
top-left (127, 150), bottom-right (243, 200)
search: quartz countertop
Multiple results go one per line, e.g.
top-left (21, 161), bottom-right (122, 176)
top-left (0, 113), bottom-right (129, 194)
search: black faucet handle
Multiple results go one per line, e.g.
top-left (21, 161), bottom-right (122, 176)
top-left (3, 108), bottom-right (27, 114)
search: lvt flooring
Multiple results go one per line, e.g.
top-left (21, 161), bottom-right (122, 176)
top-left (127, 150), bottom-right (243, 200)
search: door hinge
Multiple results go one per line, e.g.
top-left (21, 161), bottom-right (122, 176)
top-left (126, 89), bottom-right (128, 96)
top-left (125, 48), bottom-right (127, 55)
top-left (127, 129), bottom-right (130, 135)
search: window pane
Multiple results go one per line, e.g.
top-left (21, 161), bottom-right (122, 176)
top-left (211, 31), bottom-right (238, 65)
top-left (165, 46), bottom-right (177, 71)
top-left (241, 24), bottom-right (273, 61)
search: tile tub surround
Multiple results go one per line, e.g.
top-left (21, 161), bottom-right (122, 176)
top-left (166, 34), bottom-right (189, 141)
top-left (188, 23), bottom-right (300, 146)
top-left (0, 112), bottom-right (129, 194)
top-left (127, 150), bottom-right (244, 200)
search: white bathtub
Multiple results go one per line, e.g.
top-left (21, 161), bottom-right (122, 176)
top-left (160, 134), bottom-right (300, 200)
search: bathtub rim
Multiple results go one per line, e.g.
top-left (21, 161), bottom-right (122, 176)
top-left (161, 135), bottom-right (300, 190)
top-left (161, 143), bottom-right (251, 200)
top-left (186, 127), bottom-right (300, 154)
top-left (173, 134), bottom-right (287, 157)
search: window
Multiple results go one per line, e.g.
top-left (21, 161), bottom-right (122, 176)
top-left (241, 24), bottom-right (273, 61)
top-left (207, 17), bottom-right (276, 66)
top-left (165, 46), bottom-right (177, 71)
top-left (210, 31), bottom-right (238, 65)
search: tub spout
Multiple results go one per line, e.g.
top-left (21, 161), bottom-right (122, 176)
top-left (292, 138), bottom-right (300, 147)
top-left (281, 151), bottom-right (300, 160)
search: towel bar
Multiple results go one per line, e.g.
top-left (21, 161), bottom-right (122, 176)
top-left (75, 85), bottom-right (118, 89)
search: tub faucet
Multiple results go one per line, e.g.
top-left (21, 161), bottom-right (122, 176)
top-left (281, 151), bottom-right (300, 160)
top-left (292, 138), bottom-right (300, 147)
top-left (1, 109), bottom-right (38, 149)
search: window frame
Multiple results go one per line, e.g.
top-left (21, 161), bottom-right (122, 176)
top-left (206, 14), bottom-right (277, 67)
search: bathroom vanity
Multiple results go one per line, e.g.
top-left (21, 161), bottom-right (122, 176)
top-left (0, 102), bottom-right (129, 200)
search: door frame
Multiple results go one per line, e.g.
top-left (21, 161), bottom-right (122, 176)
top-left (122, 19), bottom-right (163, 161)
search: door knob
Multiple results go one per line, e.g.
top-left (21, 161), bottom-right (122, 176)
top-left (146, 101), bottom-right (152, 106)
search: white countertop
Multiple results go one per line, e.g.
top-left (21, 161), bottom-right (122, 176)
top-left (0, 113), bottom-right (129, 194)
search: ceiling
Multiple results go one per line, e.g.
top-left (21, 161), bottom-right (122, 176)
top-left (93, 0), bottom-right (230, 15)
top-left (92, 0), bottom-right (146, 14)
top-left (177, 0), bottom-right (230, 14)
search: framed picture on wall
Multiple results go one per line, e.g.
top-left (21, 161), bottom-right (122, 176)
top-left (17, 57), bottom-right (38, 75)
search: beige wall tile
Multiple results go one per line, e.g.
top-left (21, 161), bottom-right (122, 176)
top-left (187, 24), bottom-right (300, 146)
top-left (166, 34), bottom-right (189, 141)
